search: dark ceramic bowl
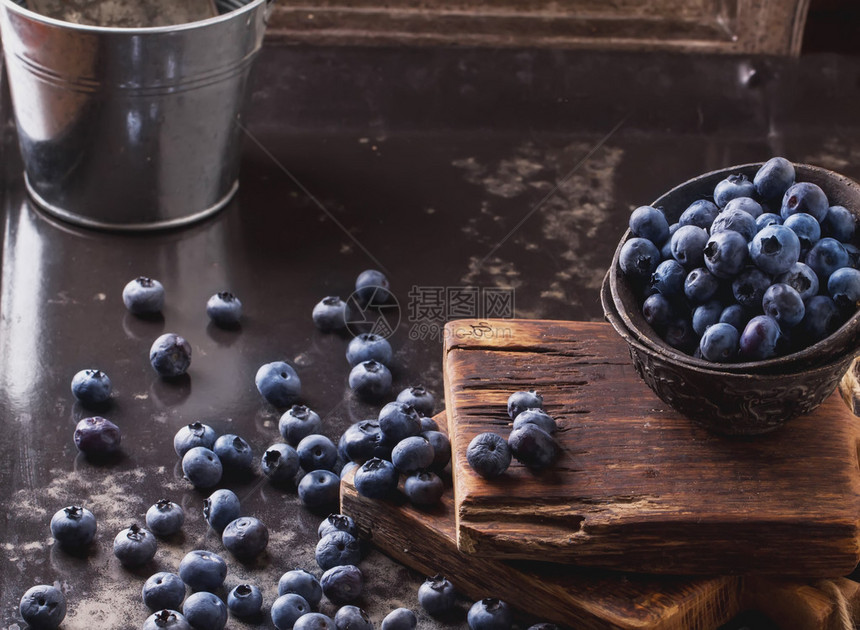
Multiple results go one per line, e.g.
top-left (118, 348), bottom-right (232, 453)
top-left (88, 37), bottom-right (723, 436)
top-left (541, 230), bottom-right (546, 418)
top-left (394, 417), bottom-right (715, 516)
top-left (610, 162), bottom-right (860, 374)
top-left (601, 271), bottom-right (854, 435)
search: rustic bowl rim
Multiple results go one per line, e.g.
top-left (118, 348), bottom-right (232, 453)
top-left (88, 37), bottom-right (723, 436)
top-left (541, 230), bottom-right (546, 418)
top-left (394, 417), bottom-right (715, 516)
top-left (609, 161), bottom-right (860, 373)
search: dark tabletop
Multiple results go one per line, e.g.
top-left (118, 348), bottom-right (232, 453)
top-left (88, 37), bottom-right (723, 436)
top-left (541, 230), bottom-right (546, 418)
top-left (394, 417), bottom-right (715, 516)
top-left (2, 42), bottom-right (860, 629)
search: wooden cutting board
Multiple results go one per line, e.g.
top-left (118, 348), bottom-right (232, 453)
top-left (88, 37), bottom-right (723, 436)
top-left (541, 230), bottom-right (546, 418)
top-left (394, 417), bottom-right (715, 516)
top-left (443, 319), bottom-right (860, 576)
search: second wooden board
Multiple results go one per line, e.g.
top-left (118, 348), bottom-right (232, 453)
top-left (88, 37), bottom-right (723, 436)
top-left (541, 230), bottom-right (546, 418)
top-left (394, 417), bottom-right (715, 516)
top-left (443, 319), bottom-right (860, 576)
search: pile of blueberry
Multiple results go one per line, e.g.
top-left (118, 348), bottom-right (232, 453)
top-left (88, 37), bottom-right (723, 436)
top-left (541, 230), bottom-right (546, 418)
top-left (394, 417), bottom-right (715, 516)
top-left (466, 390), bottom-right (559, 479)
top-left (619, 157), bottom-right (860, 362)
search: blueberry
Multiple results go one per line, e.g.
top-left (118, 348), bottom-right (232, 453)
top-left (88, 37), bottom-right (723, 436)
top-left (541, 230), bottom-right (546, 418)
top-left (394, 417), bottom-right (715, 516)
top-left (222, 516), bottom-right (269, 560)
top-left (206, 291), bottom-right (242, 328)
top-left (341, 461), bottom-right (359, 480)
top-left (723, 196), bottom-right (763, 219)
top-left (467, 598), bottom-right (513, 630)
top-left (178, 550), bottom-right (227, 591)
top-left (642, 293), bottom-right (673, 332)
top-left (404, 471), bottom-right (445, 506)
top-left (762, 283), bottom-right (805, 328)
top-left (261, 443), bottom-right (300, 484)
top-left (143, 609), bottom-right (191, 630)
top-left (749, 225), bottom-right (801, 275)
top-left (650, 259), bottom-right (687, 297)
top-left (396, 385), bottom-right (436, 417)
top-left (670, 225), bottom-right (709, 269)
top-left (334, 605), bottom-right (373, 630)
top-left (278, 569), bottom-right (323, 606)
top-left (280, 405), bottom-right (323, 446)
top-left (341, 420), bottom-right (387, 462)
top-left (507, 390), bottom-right (544, 420)
top-left (354, 457), bottom-right (398, 500)
top-left (755, 212), bottom-right (783, 231)
top-left (828, 267), bottom-right (860, 311)
top-left (422, 430), bottom-right (452, 471)
top-left (146, 499), bottom-right (185, 537)
top-left (739, 315), bottom-right (782, 360)
top-left (845, 243), bottom-right (860, 267)
top-left (823, 205), bottom-right (856, 242)
top-left (418, 574), bottom-right (457, 617)
top-left (70, 369), bottom-right (112, 406)
top-left (321, 564), bottom-right (363, 604)
top-left (181, 446), bottom-right (222, 488)
top-left (182, 591), bottom-right (227, 630)
top-left (150, 333), bottom-right (192, 378)
top-left (714, 174), bottom-right (756, 208)
top-left (619, 237), bottom-right (661, 282)
top-left (123, 276), bottom-right (165, 316)
top-left (227, 584), bottom-right (263, 618)
top-left (271, 593), bottom-right (313, 630)
top-left (355, 269), bottom-right (390, 304)
top-left (719, 304), bottom-right (750, 331)
top-left (203, 488), bottom-right (240, 532)
top-left (392, 435), bottom-right (435, 473)
top-left (381, 608), bottom-right (417, 630)
top-left (74, 416), bottom-right (122, 457)
top-left (256, 360), bottom-right (302, 408)
top-left (295, 612), bottom-right (337, 630)
top-left (783, 212), bottom-right (821, 254)
top-left (663, 316), bottom-right (698, 353)
top-left (691, 300), bottom-right (723, 337)
top-left (378, 401), bottom-right (422, 443)
top-left (173, 422), bottom-right (217, 457)
top-left (781, 182), bottom-right (829, 222)
top-left (732, 267), bottom-right (772, 310)
top-left (313, 296), bottom-right (350, 332)
top-left (512, 408), bottom-right (557, 434)
top-left (50, 505), bottom-right (97, 549)
top-left (806, 238), bottom-right (850, 283)
top-left (298, 470), bottom-right (341, 513)
top-left (527, 624), bottom-right (561, 630)
top-left (683, 267), bottom-right (720, 304)
top-left (508, 424), bottom-right (558, 470)
top-left (113, 523), bottom-right (157, 568)
top-left (298, 434), bottom-right (339, 472)
top-left (213, 434), bottom-right (254, 473)
top-left (316, 531), bottom-right (361, 570)
top-left (19, 584), bottom-right (66, 630)
top-left (710, 208), bottom-right (757, 243)
top-left (661, 223), bottom-right (679, 259)
top-left (679, 199), bottom-right (720, 228)
top-left (346, 333), bottom-right (393, 367)
top-left (802, 295), bottom-right (842, 342)
top-left (754, 157), bottom-right (795, 200)
top-left (775, 262), bottom-right (819, 301)
top-left (467, 432), bottom-right (511, 479)
top-left (142, 572), bottom-right (186, 611)
top-left (318, 514), bottom-right (358, 539)
top-left (629, 205), bottom-right (670, 245)
top-left (419, 415), bottom-right (440, 432)
top-left (348, 360), bottom-right (392, 401)
top-left (699, 322), bottom-right (739, 363)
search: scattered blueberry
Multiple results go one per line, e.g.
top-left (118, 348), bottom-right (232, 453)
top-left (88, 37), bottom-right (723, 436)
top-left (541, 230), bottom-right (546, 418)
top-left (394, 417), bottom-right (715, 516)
top-left (294, 612), bottom-right (337, 630)
top-left (828, 267), bottom-right (860, 310)
top-left (467, 432), bottom-right (511, 479)
top-left (378, 401), bottom-right (422, 444)
top-left (19, 584), bottom-right (66, 630)
top-left (619, 237), bottom-right (661, 280)
top-left (714, 173), bottom-right (756, 208)
top-left (227, 584), bottom-right (263, 618)
top-left (318, 514), bottom-right (358, 539)
top-left (404, 471), bottom-right (445, 506)
top-left (392, 435), bottom-right (435, 473)
top-left (823, 205), bottom-right (856, 242)
top-left (142, 572), bottom-right (186, 611)
top-left (143, 609), bottom-right (191, 630)
top-left (178, 550), bottom-right (227, 592)
top-left (806, 237), bottom-right (850, 282)
top-left (703, 230), bottom-right (749, 279)
top-left (679, 199), bottom-right (719, 228)
top-left (508, 424), bottom-right (558, 471)
top-left (739, 315), bottom-right (782, 360)
top-left (280, 405), bottom-right (323, 446)
top-left (354, 457), bottom-right (399, 500)
top-left (756, 212), bottom-right (783, 231)
top-left (381, 608), bottom-right (418, 630)
top-left (781, 181), bottom-right (829, 222)
top-left (692, 300), bottom-right (722, 337)
top-left (313, 296), bottom-right (350, 332)
top-left (113, 523), bottom-right (157, 568)
top-left (642, 293), bottom-right (673, 331)
top-left (507, 390), bottom-right (543, 420)
top-left (467, 598), bottom-right (514, 630)
top-left (298, 469), bottom-right (341, 513)
top-left (724, 196), bottom-right (763, 219)
top-left (321, 564), bottom-right (363, 604)
top-left (70, 369), bottom-right (112, 406)
top-left (213, 433), bottom-right (254, 473)
top-left (754, 157), bottom-right (795, 200)
top-left (396, 385), bottom-right (436, 417)
top-left (50, 505), bottom-right (97, 549)
top-left (650, 259), bottom-right (686, 297)
top-left (173, 422), bottom-right (217, 457)
top-left (512, 408), bottom-right (557, 434)
top-left (182, 591), bottom-right (227, 630)
top-left (261, 443), bottom-right (301, 484)
top-left (150, 333), bottom-right (192, 378)
top-left (334, 605), bottom-right (373, 630)
top-left (181, 446), bottom-right (222, 488)
top-left (203, 488), bottom-right (241, 532)
top-left (271, 593), bottom-right (312, 630)
top-left (341, 420), bottom-right (387, 462)
top-left (222, 516), bottom-right (269, 560)
top-left (749, 224), bottom-right (801, 275)
top-left (346, 333), bottom-right (393, 367)
top-left (206, 292), bottom-right (242, 328)
top-left (762, 283), bottom-right (805, 327)
top-left (670, 225), bottom-right (709, 269)
top-left (298, 434), bottom-right (339, 472)
top-left (422, 430), bottom-right (452, 471)
top-left (146, 499), bottom-right (185, 537)
top-left (316, 530), bottom-right (361, 571)
top-left (278, 569), bottom-right (322, 607)
top-left (418, 574), bottom-right (457, 617)
top-left (348, 360), bottom-right (392, 401)
top-left (699, 323), bottom-right (740, 363)
top-left (419, 415), bottom-right (440, 432)
top-left (255, 360), bottom-right (302, 408)
top-left (783, 212), bottom-right (821, 252)
top-left (123, 276), bottom-right (165, 316)
top-left (355, 269), bottom-right (390, 304)
top-left (629, 205), bottom-right (669, 245)
top-left (74, 416), bottom-right (122, 457)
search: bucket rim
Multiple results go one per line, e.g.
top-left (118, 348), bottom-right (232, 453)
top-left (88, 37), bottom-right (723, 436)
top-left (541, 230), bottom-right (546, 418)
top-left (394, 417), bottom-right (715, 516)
top-left (0, 0), bottom-right (269, 34)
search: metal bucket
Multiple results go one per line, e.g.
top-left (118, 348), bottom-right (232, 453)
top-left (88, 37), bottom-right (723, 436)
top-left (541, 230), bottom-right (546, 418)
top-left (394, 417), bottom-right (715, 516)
top-left (0, 0), bottom-right (269, 230)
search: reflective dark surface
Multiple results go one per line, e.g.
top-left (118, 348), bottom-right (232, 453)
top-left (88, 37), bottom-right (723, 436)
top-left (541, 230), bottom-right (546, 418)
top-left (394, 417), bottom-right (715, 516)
top-left (2, 43), bottom-right (860, 628)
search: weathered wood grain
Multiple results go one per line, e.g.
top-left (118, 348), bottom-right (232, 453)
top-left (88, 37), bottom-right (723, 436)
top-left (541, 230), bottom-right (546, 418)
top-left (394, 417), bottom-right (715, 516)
top-left (340, 413), bottom-right (742, 630)
top-left (743, 577), bottom-right (860, 630)
top-left (443, 319), bottom-right (860, 576)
